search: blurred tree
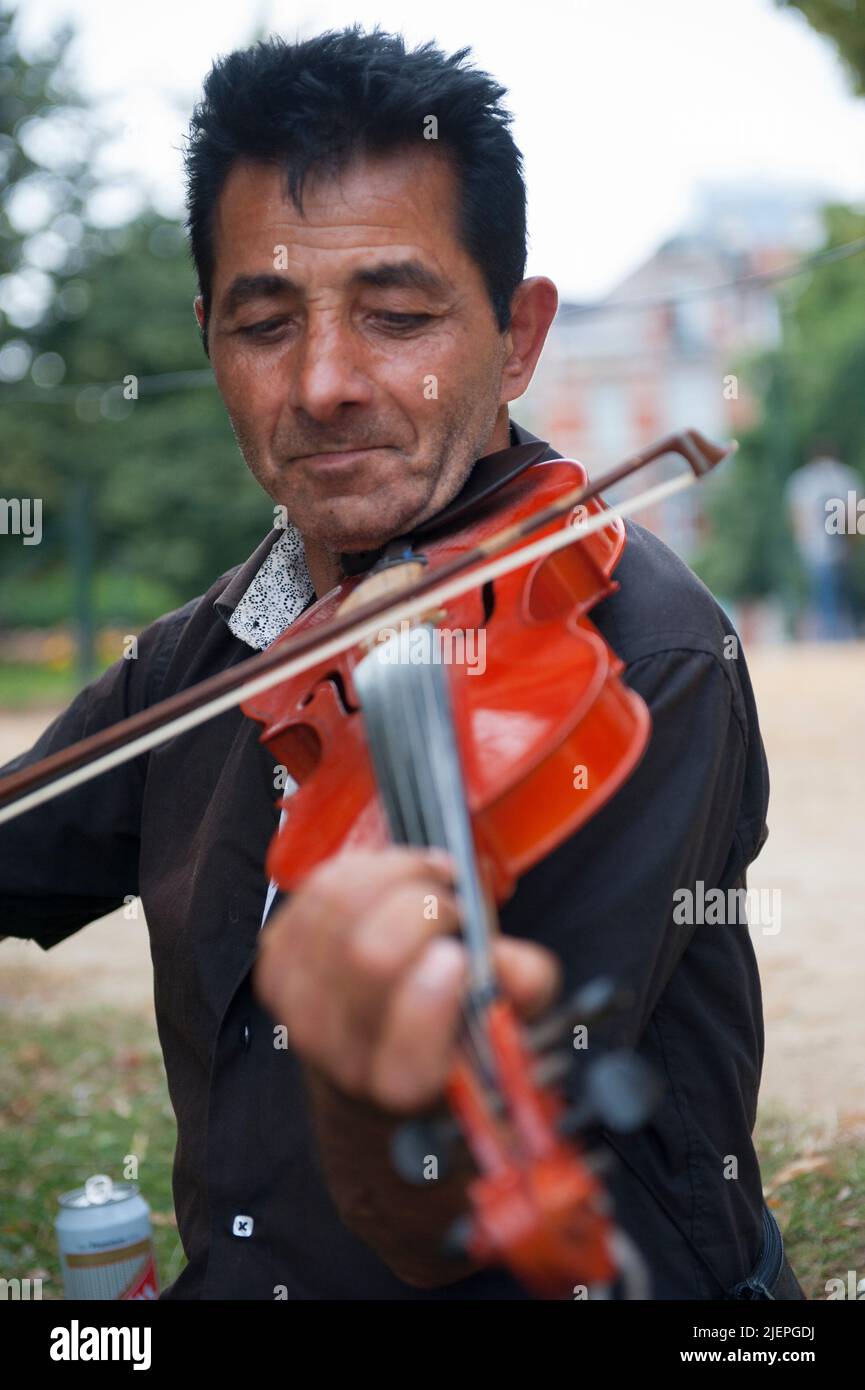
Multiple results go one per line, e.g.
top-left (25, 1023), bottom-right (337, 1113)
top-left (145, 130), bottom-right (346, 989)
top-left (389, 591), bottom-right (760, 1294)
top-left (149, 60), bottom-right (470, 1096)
top-left (1, 213), bottom-right (272, 619)
top-left (778, 0), bottom-right (865, 95)
top-left (0, 4), bottom-right (271, 649)
top-left (694, 204), bottom-right (865, 619)
top-left (0, 1), bottom-right (101, 668)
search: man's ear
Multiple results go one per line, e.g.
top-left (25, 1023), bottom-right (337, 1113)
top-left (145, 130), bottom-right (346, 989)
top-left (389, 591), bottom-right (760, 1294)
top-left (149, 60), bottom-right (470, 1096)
top-left (499, 276), bottom-right (558, 406)
top-left (193, 295), bottom-right (209, 357)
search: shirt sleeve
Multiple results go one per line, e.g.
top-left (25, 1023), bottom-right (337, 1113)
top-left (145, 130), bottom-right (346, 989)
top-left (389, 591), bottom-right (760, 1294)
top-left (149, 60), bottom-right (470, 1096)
top-left (501, 646), bottom-right (768, 1049)
top-left (0, 603), bottom-right (193, 950)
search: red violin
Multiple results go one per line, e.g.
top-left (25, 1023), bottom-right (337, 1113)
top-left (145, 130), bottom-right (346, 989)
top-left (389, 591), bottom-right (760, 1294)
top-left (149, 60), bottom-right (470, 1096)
top-left (239, 432), bottom-right (729, 1297)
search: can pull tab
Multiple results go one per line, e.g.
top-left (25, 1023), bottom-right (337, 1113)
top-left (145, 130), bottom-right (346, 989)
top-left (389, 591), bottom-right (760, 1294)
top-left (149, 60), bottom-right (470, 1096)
top-left (84, 1173), bottom-right (114, 1205)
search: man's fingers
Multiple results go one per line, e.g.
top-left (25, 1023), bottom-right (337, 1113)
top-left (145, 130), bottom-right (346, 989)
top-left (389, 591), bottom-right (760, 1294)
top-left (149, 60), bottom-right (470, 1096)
top-left (290, 883), bottom-right (463, 1093)
top-left (256, 846), bottom-right (454, 1000)
top-left (367, 937), bottom-right (467, 1111)
top-left (254, 844), bottom-right (563, 1110)
top-left (365, 936), bottom-right (562, 1110)
top-left (263, 846), bottom-right (456, 980)
top-left (343, 883), bottom-right (461, 1032)
top-left (493, 936), bottom-right (561, 1020)
top-left (302, 847), bottom-right (456, 932)
top-left (255, 851), bottom-right (461, 1097)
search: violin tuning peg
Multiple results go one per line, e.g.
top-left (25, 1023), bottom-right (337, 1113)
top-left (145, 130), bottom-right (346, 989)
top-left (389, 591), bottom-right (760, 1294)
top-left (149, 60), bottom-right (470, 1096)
top-left (570, 977), bottom-right (635, 1027)
top-left (390, 1114), bottom-right (458, 1185)
top-left (525, 977), bottom-right (635, 1056)
top-left (561, 1050), bottom-right (660, 1136)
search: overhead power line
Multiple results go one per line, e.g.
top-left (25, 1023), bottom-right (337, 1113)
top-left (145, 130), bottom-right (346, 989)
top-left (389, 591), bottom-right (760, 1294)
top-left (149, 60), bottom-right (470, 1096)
top-left (0, 368), bottom-right (214, 404)
top-left (556, 234), bottom-right (865, 318)
top-left (1, 234), bottom-right (864, 401)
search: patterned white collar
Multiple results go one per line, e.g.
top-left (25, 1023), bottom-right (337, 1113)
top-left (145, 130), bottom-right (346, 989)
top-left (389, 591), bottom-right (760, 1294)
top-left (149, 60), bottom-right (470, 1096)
top-left (226, 523), bottom-right (315, 651)
top-left (226, 420), bottom-right (533, 652)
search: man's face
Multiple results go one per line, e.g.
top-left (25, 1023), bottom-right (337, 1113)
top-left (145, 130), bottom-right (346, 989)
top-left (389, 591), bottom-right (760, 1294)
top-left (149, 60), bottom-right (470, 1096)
top-left (202, 147), bottom-right (512, 554)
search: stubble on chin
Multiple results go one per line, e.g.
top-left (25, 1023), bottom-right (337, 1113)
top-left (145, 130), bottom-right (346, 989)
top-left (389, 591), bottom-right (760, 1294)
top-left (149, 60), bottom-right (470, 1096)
top-left (228, 393), bottom-right (502, 549)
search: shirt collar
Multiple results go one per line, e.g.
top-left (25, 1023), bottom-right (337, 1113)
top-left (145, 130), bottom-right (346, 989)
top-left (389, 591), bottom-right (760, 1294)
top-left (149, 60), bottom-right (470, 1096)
top-left (216, 418), bottom-right (551, 651)
top-left (219, 520), bottom-right (315, 651)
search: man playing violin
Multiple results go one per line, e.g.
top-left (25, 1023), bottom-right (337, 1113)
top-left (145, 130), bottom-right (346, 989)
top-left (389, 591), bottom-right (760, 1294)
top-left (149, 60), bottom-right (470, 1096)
top-left (1, 27), bottom-right (805, 1300)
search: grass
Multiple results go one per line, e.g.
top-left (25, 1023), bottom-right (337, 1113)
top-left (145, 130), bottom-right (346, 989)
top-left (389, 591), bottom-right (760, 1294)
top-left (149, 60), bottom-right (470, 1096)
top-left (755, 1105), bottom-right (865, 1300)
top-left (0, 1009), bottom-right (182, 1299)
top-left (0, 1007), bottom-right (861, 1301)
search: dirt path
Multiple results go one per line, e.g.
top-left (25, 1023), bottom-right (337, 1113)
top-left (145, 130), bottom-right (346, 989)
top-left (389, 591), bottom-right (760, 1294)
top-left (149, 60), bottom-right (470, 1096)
top-left (0, 712), bottom-right (155, 1023)
top-left (2, 643), bottom-right (863, 1129)
top-left (744, 642), bottom-right (865, 1137)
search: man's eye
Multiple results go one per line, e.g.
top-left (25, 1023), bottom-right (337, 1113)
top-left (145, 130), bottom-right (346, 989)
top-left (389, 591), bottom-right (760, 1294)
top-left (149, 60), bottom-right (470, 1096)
top-left (373, 312), bottom-right (432, 330)
top-left (238, 318), bottom-right (290, 338)
top-left (236, 312), bottom-right (430, 338)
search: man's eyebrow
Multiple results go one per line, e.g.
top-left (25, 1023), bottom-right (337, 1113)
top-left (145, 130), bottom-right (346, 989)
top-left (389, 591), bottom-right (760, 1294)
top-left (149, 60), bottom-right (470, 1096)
top-left (220, 261), bottom-right (451, 317)
top-left (221, 274), bottom-right (298, 317)
top-left (350, 260), bottom-right (451, 298)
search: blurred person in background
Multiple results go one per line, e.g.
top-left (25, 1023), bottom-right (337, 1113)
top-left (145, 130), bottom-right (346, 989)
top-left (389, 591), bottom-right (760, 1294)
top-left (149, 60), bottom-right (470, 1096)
top-left (785, 440), bottom-right (861, 640)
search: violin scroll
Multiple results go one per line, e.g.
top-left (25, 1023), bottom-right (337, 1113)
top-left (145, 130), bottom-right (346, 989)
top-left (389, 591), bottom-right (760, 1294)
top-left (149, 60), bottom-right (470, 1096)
top-left (391, 977), bottom-right (660, 1298)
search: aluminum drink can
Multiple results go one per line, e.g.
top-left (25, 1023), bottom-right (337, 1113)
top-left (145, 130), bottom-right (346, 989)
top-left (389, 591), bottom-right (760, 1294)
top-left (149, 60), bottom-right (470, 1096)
top-left (55, 1173), bottom-right (159, 1300)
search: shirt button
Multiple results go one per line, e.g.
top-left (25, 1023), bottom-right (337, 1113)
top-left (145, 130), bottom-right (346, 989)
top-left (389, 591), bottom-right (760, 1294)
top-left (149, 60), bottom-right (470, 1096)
top-left (242, 1021), bottom-right (251, 1050)
top-left (232, 1215), bottom-right (254, 1237)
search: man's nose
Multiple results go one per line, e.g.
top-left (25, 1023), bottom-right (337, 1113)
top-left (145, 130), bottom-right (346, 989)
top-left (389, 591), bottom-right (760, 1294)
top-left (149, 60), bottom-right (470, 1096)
top-left (288, 315), bottom-right (375, 420)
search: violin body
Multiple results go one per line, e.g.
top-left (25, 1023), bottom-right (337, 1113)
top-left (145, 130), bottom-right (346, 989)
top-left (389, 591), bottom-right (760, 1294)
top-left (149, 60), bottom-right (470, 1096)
top-left (242, 457), bottom-right (652, 902)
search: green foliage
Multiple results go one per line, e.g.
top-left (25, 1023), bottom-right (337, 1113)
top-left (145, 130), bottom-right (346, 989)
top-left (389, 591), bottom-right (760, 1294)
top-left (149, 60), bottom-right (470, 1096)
top-left (694, 205), bottom-right (865, 609)
top-left (0, 7), bottom-right (272, 632)
top-left (0, 213), bottom-right (273, 624)
top-left (778, 0), bottom-right (865, 96)
top-left (0, 4), bottom-right (91, 280)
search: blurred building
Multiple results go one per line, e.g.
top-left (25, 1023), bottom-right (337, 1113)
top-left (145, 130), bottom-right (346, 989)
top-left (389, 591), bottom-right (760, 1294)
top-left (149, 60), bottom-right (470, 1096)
top-left (522, 181), bottom-right (827, 557)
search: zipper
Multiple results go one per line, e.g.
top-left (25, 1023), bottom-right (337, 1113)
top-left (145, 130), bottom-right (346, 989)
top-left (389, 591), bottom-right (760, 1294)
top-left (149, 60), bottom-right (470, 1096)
top-left (728, 1203), bottom-right (785, 1300)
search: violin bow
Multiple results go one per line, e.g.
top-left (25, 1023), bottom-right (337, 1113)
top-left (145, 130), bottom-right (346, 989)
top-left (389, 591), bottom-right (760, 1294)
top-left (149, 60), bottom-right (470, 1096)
top-left (0, 428), bottom-right (735, 824)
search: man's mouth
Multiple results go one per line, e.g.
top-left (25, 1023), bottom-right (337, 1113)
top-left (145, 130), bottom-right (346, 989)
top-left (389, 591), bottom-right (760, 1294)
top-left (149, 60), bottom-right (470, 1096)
top-left (293, 446), bottom-right (388, 471)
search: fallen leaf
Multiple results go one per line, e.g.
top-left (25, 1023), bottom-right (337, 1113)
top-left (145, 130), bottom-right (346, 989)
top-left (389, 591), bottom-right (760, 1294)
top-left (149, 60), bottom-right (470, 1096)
top-left (763, 1155), bottom-right (830, 1196)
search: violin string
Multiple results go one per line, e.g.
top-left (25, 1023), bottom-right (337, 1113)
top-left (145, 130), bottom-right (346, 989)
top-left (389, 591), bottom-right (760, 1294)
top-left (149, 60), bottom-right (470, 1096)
top-left (0, 469), bottom-right (697, 826)
top-left (409, 633), bottom-right (499, 1083)
top-left (353, 629), bottom-right (497, 1084)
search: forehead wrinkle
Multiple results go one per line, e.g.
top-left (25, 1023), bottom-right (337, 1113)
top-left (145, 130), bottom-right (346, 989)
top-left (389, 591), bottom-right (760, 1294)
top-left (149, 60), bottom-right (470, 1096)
top-left (219, 202), bottom-right (444, 262)
top-left (212, 159), bottom-right (469, 312)
top-left (221, 173), bottom-right (457, 259)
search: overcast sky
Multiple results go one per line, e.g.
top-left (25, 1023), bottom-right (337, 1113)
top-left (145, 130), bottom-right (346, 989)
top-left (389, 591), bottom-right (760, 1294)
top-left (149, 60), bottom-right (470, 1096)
top-left (15, 0), bottom-right (865, 299)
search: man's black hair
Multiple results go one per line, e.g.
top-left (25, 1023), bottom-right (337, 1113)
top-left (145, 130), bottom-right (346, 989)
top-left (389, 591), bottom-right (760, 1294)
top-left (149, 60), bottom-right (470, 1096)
top-left (184, 26), bottom-right (527, 351)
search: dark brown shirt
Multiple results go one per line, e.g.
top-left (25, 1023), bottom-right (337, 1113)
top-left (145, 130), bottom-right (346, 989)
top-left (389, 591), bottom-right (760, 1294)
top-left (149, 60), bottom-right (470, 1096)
top-left (1, 420), bottom-right (772, 1299)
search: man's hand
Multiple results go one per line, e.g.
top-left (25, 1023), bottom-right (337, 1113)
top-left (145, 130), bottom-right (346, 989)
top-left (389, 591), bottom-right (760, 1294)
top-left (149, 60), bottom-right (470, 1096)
top-left (252, 846), bottom-right (561, 1286)
top-left (253, 846), bottom-right (561, 1112)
